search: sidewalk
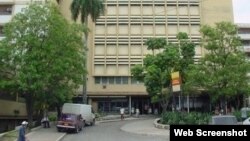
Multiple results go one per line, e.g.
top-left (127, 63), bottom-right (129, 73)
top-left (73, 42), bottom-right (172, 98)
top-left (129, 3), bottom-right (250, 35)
top-left (26, 125), bottom-right (66, 141)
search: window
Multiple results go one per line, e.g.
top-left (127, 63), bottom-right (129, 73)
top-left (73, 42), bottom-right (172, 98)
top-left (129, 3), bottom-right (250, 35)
top-left (115, 77), bottom-right (122, 84)
top-left (108, 77), bottom-right (115, 84)
top-left (131, 77), bottom-right (143, 84)
top-left (121, 77), bottom-right (128, 84)
top-left (95, 77), bottom-right (101, 84)
top-left (238, 29), bottom-right (250, 34)
top-left (102, 77), bottom-right (108, 84)
top-left (0, 5), bottom-right (12, 15)
top-left (95, 76), bottom-right (130, 84)
top-left (242, 40), bottom-right (250, 46)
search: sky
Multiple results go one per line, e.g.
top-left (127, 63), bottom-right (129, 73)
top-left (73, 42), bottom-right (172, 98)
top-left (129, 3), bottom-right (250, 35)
top-left (232, 0), bottom-right (250, 23)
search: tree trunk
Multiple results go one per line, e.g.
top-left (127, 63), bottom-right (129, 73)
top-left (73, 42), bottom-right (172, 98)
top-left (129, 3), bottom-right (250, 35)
top-left (25, 92), bottom-right (34, 129)
top-left (56, 104), bottom-right (61, 119)
top-left (161, 102), bottom-right (168, 113)
top-left (82, 17), bottom-right (89, 104)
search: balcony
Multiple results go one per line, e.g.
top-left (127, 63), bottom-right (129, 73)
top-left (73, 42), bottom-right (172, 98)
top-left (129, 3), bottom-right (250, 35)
top-left (239, 34), bottom-right (250, 40)
top-left (0, 15), bottom-right (11, 24)
top-left (243, 46), bottom-right (250, 53)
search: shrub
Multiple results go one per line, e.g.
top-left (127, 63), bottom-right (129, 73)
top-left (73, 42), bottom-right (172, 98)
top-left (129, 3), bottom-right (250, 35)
top-left (232, 110), bottom-right (241, 121)
top-left (48, 114), bottom-right (57, 121)
top-left (161, 111), bottom-right (211, 125)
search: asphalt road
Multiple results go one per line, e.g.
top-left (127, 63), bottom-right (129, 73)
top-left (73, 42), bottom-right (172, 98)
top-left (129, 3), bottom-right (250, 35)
top-left (61, 120), bottom-right (168, 141)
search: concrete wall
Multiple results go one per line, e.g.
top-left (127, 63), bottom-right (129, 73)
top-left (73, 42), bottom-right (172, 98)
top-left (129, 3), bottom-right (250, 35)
top-left (0, 99), bottom-right (27, 117)
top-left (201, 0), bottom-right (234, 25)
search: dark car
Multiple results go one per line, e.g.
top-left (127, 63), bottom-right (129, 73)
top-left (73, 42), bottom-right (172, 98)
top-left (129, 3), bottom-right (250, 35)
top-left (56, 113), bottom-right (84, 133)
top-left (210, 115), bottom-right (238, 125)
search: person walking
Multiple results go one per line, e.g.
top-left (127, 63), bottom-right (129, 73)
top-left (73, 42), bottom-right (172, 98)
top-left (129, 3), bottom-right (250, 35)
top-left (18, 121), bottom-right (29, 141)
top-left (41, 114), bottom-right (50, 128)
top-left (120, 108), bottom-right (125, 120)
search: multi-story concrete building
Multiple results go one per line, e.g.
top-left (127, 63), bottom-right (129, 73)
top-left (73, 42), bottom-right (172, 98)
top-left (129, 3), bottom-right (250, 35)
top-left (237, 23), bottom-right (250, 107)
top-left (0, 0), bottom-right (234, 116)
top-left (58, 0), bottom-right (234, 113)
top-left (238, 24), bottom-right (250, 54)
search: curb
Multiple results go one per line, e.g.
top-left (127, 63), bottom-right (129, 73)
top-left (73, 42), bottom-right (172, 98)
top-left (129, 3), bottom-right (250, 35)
top-left (153, 118), bottom-right (169, 130)
top-left (97, 117), bottom-right (143, 123)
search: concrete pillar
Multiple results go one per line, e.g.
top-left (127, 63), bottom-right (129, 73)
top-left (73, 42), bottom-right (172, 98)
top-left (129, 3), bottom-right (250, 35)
top-left (88, 98), bottom-right (92, 105)
top-left (129, 96), bottom-right (131, 115)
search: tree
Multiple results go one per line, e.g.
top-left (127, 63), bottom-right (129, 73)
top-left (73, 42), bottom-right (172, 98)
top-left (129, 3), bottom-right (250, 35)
top-left (0, 3), bottom-right (85, 127)
top-left (131, 33), bottom-right (196, 112)
top-left (70, 0), bottom-right (104, 103)
top-left (190, 22), bottom-right (250, 111)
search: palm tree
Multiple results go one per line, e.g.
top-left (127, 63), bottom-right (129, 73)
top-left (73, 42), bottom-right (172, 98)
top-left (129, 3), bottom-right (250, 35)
top-left (70, 0), bottom-right (104, 103)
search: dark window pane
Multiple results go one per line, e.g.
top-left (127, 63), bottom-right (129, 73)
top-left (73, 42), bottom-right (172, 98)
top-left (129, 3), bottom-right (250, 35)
top-left (121, 76), bottom-right (128, 84)
top-left (115, 77), bottom-right (122, 84)
top-left (108, 77), bottom-right (115, 84)
top-left (102, 77), bottom-right (107, 84)
top-left (95, 77), bottom-right (101, 84)
top-left (0, 5), bottom-right (12, 15)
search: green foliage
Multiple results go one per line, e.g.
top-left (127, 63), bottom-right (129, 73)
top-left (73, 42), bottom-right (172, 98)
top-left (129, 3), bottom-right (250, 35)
top-left (70, 0), bottom-right (104, 104)
top-left (161, 112), bottom-right (211, 125)
top-left (145, 38), bottom-right (167, 51)
top-left (131, 65), bottom-right (145, 82)
top-left (70, 0), bottom-right (104, 23)
top-left (0, 3), bottom-right (86, 124)
top-left (232, 110), bottom-right (242, 121)
top-left (48, 114), bottom-right (57, 122)
top-left (190, 22), bottom-right (250, 103)
top-left (131, 32), bottom-right (196, 111)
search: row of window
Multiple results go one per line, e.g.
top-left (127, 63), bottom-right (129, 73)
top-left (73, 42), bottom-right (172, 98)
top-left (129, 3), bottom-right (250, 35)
top-left (0, 5), bottom-right (12, 15)
top-left (238, 29), bottom-right (250, 34)
top-left (95, 76), bottom-right (143, 85)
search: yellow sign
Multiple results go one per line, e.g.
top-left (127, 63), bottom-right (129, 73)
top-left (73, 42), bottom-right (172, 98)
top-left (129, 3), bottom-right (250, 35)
top-left (171, 71), bottom-right (181, 92)
top-left (171, 71), bottom-right (180, 79)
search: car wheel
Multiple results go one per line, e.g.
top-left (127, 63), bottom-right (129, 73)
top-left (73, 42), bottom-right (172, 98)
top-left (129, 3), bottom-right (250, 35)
top-left (83, 120), bottom-right (86, 127)
top-left (75, 126), bottom-right (79, 133)
top-left (91, 119), bottom-right (95, 126)
top-left (57, 128), bottom-right (62, 132)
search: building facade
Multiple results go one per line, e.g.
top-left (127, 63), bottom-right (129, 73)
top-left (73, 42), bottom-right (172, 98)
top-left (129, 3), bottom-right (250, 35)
top-left (238, 24), bottom-right (250, 54)
top-left (237, 23), bottom-right (250, 107)
top-left (58, 0), bottom-right (234, 114)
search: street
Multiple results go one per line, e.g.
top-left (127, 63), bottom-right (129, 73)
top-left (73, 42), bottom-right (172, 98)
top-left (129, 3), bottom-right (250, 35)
top-left (61, 120), bottom-right (168, 141)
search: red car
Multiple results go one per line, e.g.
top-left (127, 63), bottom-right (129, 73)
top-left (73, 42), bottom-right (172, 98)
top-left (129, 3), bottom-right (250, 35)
top-left (56, 113), bottom-right (84, 133)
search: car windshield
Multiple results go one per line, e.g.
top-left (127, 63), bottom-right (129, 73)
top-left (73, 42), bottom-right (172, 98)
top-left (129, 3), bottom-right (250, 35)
top-left (61, 114), bottom-right (76, 121)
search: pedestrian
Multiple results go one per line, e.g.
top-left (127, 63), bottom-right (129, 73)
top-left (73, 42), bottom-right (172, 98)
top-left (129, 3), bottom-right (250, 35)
top-left (135, 108), bottom-right (140, 118)
top-left (18, 121), bottom-right (29, 141)
top-left (41, 114), bottom-right (50, 128)
top-left (120, 107), bottom-right (125, 120)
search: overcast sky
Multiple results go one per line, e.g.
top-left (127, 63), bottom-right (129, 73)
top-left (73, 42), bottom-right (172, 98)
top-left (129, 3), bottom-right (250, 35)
top-left (233, 0), bottom-right (250, 23)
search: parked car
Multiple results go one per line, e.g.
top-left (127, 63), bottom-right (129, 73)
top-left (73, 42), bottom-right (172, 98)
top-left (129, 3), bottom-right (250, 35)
top-left (210, 115), bottom-right (238, 125)
top-left (56, 113), bottom-right (84, 133)
top-left (242, 117), bottom-right (250, 125)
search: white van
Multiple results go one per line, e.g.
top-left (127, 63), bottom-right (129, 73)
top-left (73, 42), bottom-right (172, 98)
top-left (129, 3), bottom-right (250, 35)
top-left (62, 103), bottom-right (96, 126)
